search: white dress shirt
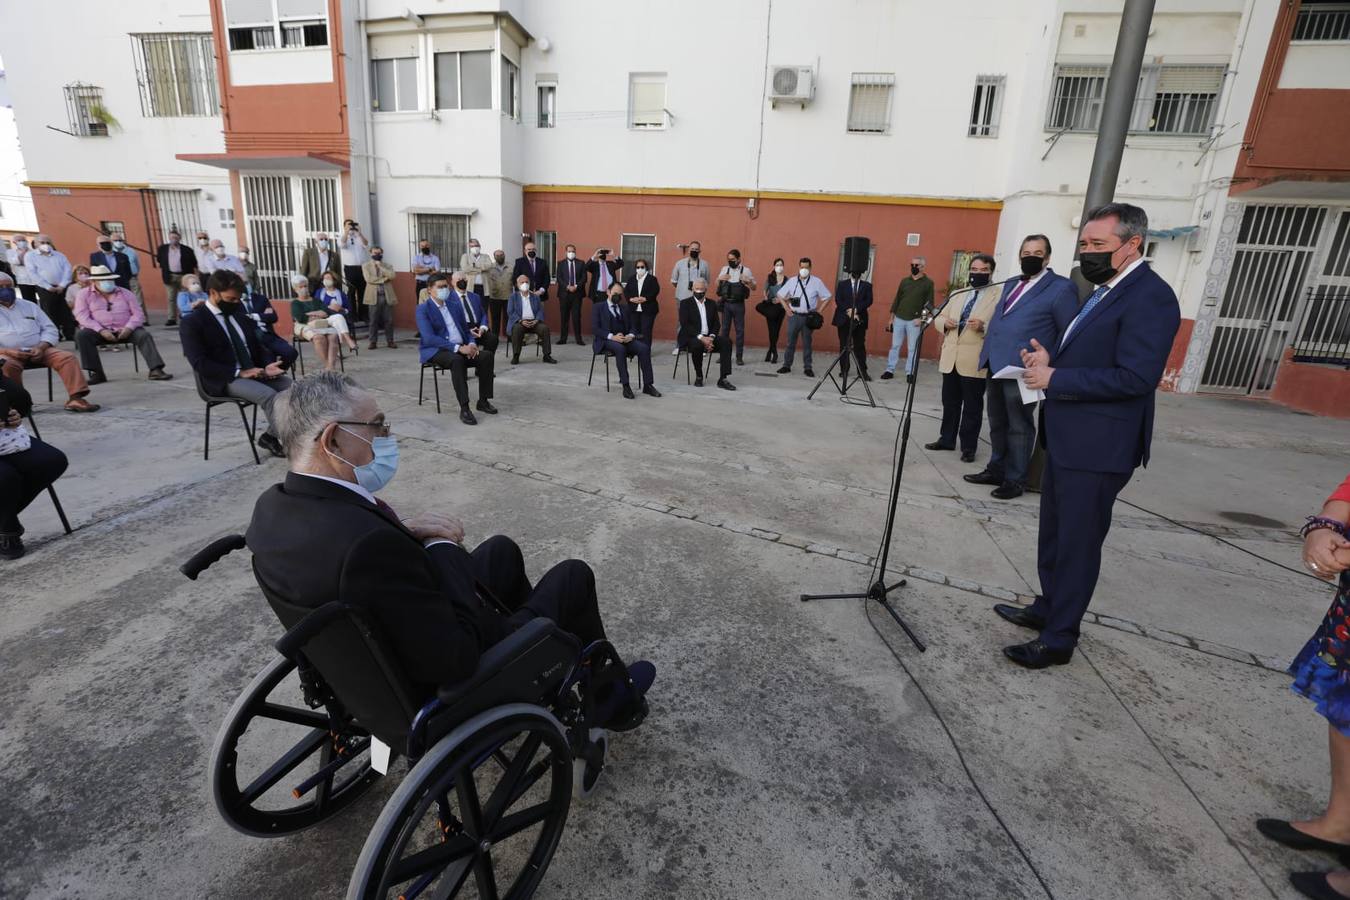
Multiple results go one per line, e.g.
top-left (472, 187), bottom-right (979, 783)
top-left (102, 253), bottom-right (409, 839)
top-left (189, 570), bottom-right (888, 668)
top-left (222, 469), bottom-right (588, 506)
top-left (434, 299), bottom-right (466, 348)
top-left (519, 291), bottom-right (535, 320)
top-left (694, 298), bottom-right (711, 335)
top-left (205, 300), bottom-right (254, 376)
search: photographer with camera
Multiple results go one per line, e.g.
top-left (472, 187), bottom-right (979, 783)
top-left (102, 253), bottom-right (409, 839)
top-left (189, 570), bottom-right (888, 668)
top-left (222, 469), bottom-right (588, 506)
top-left (0, 373), bottom-right (68, 560)
top-left (586, 247), bottom-right (623, 305)
top-left (774, 257), bottom-right (831, 378)
top-left (715, 249), bottom-right (755, 366)
top-left (340, 220), bottom-right (370, 323)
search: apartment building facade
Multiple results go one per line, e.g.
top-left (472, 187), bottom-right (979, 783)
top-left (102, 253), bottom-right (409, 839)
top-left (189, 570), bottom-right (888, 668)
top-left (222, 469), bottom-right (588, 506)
top-left (1, 0), bottom-right (1345, 413)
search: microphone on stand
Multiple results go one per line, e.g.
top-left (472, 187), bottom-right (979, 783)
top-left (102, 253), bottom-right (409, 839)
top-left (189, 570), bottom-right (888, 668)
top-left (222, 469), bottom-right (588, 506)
top-left (920, 275), bottom-right (1020, 326)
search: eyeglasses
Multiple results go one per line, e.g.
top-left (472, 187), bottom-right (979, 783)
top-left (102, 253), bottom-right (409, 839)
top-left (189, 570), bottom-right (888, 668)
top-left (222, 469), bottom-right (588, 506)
top-left (314, 418), bottom-right (392, 441)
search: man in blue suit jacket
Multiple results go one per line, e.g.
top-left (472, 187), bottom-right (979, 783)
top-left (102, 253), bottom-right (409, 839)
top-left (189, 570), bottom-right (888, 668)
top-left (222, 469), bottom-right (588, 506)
top-left (592, 284), bottom-right (661, 400)
top-left (964, 234), bottom-right (1078, 500)
top-left (416, 272), bottom-right (496, 425)
top-left (506, 272), bottom-right (557, 364)
top-left (995, 203), bottom-right (1181, 668)
top-left (833, 272), bottom-right (873, 381)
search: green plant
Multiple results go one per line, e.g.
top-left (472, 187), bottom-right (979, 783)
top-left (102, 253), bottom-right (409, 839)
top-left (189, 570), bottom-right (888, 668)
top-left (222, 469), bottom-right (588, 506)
top-left (88, 101), bottom-right (120, 131)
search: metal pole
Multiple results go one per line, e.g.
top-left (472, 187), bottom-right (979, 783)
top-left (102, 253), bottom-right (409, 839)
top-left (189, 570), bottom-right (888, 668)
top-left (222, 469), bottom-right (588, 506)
top-left (1073, 0), bottom-right (1157, 292)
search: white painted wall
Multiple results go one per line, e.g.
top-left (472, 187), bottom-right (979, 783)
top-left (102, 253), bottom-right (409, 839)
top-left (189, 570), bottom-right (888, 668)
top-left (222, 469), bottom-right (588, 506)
top-left (1280, 42), bottom-right (1350, 90)
top-left (228, 47), bottom-right (333, 86)
top-left (0, 98), bottom-right (38, 233)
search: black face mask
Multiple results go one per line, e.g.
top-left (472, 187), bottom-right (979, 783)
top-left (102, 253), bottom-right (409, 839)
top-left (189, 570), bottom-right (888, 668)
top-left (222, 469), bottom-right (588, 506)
top-left (526, 250), bottom-right (536, 259)
top-left (372, 253), bottom-right (383, 260)
top-left (1079, 250), bottom-right (1118, 285)
top-left (455, 279), bottom-right (468, 290)
top-left (910, 265), bottom-right (921, 276)
top-left (689, 250), bottom-right (699, 260)
top-left (968, 272), bottom-right (992, 288)
top-left (494, 256), bottom-right (505, 265)
top-left (419, 246), bottom-right (430, 254)
top-left (728, 260), bottom-right (738, 268)
top-left (99, 242), bottom-right (112, 252)
top-left (693, 292), bottom-right (706, 300)
top-left (1020, 255), bottom-right (1046, 277)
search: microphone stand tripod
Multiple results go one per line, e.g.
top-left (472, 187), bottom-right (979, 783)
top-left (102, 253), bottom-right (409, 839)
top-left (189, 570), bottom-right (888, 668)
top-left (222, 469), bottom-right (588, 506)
top-left (806, 313), bottom-right (875, 406)
top-left (798, 279), bottom-right (1003, 652)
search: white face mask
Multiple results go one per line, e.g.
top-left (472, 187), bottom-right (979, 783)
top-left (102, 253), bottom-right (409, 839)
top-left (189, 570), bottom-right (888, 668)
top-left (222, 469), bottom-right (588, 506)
top-left (470, 246), bottom-right (480, 256)
top-left (214, 247), bottom-right (226, 257)
top-left (774, 264), bottom-right (784, 274)
top-left (198, 239), bottom-right (209, 247)
top-left (518, 283), bottom-right (530, 294)
top-left (38, 243), bottom-right (52, 253)
top-left (635, 267), bottom-right (646, 276)
top-left (566, 251), bottom-right (575, 260)
top-left (323, 280), bottom-right (335, 289)
top-left (112, 240), bottom-right (125, 250)
top-left (318, 240), bottom-right (330, 250)
top-left (799, 267), bottom-right (810, 279)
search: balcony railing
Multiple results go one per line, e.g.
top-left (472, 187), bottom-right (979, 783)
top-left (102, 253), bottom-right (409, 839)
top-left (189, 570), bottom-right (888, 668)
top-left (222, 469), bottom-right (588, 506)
top-left (1291, 288), bottom-right (1350, 367)
top-left (1293, 3), bottom-right (1350, 42)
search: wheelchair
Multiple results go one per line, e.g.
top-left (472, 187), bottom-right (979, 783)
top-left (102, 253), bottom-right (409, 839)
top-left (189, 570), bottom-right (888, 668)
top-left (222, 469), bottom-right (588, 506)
top-left (184, 534), bottom-right (646, 899)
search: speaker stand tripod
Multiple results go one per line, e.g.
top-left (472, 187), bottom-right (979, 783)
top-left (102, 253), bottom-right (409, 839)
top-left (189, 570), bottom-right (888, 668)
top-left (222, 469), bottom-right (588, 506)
top-left (806, 316), bottom-right (875, 407)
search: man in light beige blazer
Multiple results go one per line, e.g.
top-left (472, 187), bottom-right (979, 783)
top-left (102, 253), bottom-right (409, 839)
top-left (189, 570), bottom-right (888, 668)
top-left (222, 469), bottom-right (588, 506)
top-left (926, 253), bottom-right (1000, 462)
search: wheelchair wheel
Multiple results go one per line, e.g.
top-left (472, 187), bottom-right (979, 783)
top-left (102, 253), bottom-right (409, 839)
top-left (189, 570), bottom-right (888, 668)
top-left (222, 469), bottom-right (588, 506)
top-left (210, 655), bottom-right (382, 837)
top-left (347, 705), bottom-right (572, 900)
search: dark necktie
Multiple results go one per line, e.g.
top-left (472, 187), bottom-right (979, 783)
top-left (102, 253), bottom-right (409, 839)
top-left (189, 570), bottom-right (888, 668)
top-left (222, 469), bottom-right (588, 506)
top-left (610, 303), bottom-right (620, 328)
top-left (1003, 280), bottom-right (1028, 315)
top-left (460, 294), bottom-right (476, 327)
top-left (959, 291), bottom-right (979, 332)
top-left (221, 313), bottom-right (252, 369)
top-left (374, 496), bottom-right (397, 517)
top-left (569, 261), bottom-right (577, 287)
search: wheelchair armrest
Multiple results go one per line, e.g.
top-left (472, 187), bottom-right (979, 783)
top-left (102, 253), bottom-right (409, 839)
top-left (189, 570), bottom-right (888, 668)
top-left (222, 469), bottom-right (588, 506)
top-left (180, 534), bottom-right (247, 580)
top-left (274, 601), bottom-right (353, 661)
top-left (435, 617), bottom-right (580, 706)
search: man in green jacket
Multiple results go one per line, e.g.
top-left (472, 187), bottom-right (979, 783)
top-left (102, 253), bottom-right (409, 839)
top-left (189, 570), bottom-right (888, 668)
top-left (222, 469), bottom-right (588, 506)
top-left (883, 256), bottom-right (934, 383)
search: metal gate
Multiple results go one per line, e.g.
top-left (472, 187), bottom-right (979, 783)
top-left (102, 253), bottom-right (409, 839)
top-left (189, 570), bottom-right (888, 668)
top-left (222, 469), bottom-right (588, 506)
top-left (240, 174), bottom-right (341, 298)
top-left (1199, 204), bottom-right (1327, 393)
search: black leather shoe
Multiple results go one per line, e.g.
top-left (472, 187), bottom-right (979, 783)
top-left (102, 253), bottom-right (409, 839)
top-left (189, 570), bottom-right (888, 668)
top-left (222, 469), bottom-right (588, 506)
top-left (924, 441), bottom-right (954, 451)
top-left (694, 376), bottom-right (704, 387)
top-left (861, 373), bottom-right (872, 381)
top-left (256, 432), bottom-right (286, 458)
top-left (1290, 872), bottom-right (1350, 900)
top-left (960, 450), bottom-right (976, 462)
top-left (776, 366), bottom-right (791, 374)
top-left (510, 356), bottom-right (520, 365)
top-left (542, 356), bottom-right (557, 364)
top-left (804, 368), bottom-right (814, 377)
top-left (964, 470), bottom-right (1002, 485)
top-left (643, 385), bottom-right (662, 398)
top-left (622, 385), bottom-right (636, 399)
top-left (736, 357), bottom-right (744, 366)
top-left (459, 408), bottom-right (478, 425)
top-left (991, 482), bottom-right (1025, 500)
top-left (86, 372), bottom-right (108, 385)
top-left (880, 371), bottom-right (894, 380)
top-left (475, 400), bottom-right (498, 414)
top-left (1003, 640), bottom-right (1073, 669)
top-left (0, 533), bottom-right (24, 560)
top-left (1257, 819), bottom-right (1350, 854)
top-left (717, 379), bottom-right (736, 391)
top-left (906, 373), bottom-right (915, 384)
top-left (994, 603), bottom-right (1045, 631)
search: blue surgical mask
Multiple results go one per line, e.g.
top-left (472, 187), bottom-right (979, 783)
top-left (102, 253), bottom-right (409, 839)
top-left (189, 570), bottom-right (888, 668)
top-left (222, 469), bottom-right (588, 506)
top-left (333, 427), bottom-right (399, 493)
top-left (96, 279), bottom-right (117, 293)
top-left (0, 288), bottom-right (14, 303)
top-left (434, 287), bottom-right (451, 301)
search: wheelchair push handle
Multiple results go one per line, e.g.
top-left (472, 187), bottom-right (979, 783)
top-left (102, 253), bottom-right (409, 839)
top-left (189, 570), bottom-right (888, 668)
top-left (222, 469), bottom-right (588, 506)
top-left (180, 534), bottom-right (247, 580)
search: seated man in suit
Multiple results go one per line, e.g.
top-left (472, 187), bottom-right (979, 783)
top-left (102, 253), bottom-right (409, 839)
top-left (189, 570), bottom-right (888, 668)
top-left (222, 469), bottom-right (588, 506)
top-left (241, 281), bottom-right (299, 371)
top-left (678, 278), bottom-right (735, 390)
top-left (997, 203), bottom-right (1182, 668)
top-left (180, 269), bottom-right (292, 458)
top-left (247, 371), bottom-right (655, 721)
top-left (833, 269), bottom-right (873, 382)
top-left (447, 270), bottom-right (498, 356)
top-left (592, 283), bottom-right (661, 400)
top-left (416, 272), bottom-right (497, 426)
top-left (965, 233), bottom-right (1078, 500)
top-left (506, 273), bottom-right (557, 365)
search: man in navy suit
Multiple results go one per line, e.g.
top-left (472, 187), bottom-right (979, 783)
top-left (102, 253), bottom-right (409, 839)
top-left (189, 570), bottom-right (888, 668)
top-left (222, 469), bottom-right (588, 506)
top-left (416, 272), bottom-right (496, 425)
top-left (833, 270), bottom-right (873, 381)
top-left (964, 234), bottom-right (1077, 500)
top-left (592, 283), bottom-right (661, 400)
top-left (511, 239), bottom-right (550, 307)
top-left (89, 234), bottom-right (133, 290)
top-left (995, 203), bottom-right (1181, 668)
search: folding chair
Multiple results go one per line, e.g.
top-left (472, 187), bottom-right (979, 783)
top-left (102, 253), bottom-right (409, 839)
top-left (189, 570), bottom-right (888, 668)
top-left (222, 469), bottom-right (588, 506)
top-left (21, 412), bottom-right (73, 535)
top-left (193, 371), bottom-right (261, 465)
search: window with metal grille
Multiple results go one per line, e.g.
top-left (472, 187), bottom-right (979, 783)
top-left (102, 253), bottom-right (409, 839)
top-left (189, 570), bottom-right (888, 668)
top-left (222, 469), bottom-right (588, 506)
top-left (153, 188), bottom-right (202, 243)
top-left (501, 57), bottom-right (520, 120)
top-left (63, 84), bottom-right (109, 136)
top-left (534, 231), bottom-right (557, 280)
top-left (620, 234), bottom-right (656, 282)
top-left (1046, 63), bottom-right (1224, 136)
top-left (968, 75), bottom-right (1004, 137)
top-left (372, 57), bottom-right (418, 111)
top-left (628, 74), bottom-right (667, 129)
top-left (835, 241), bottom-right (876, 284)
top-left (434, 51), bottom-right (493, 110)
top-left (537, 82), bottom-right (556, 128)
top-left (412, 214), bottom-right (470, 270)
top-left (1293, 1), bottom-right (1350, 41)
top-left (224, 0), bottom-right (327, 51)
top-left (846, 73), bottom-right (894, 134)
top-left (132, 34), bottom-right (219, 117)
top-left (948, 251), bottom-right (978, 289)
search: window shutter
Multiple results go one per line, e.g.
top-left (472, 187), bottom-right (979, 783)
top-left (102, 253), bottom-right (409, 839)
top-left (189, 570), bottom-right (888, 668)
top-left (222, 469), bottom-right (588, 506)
top-left (632, 80), bottom-right (665, 126)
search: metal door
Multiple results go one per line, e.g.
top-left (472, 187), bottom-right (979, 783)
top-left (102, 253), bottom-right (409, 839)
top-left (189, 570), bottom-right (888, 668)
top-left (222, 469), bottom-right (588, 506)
top-left (241, 174), bottom-right (341, 298)
top-left (1199, 204), bottom-right (1326, 394)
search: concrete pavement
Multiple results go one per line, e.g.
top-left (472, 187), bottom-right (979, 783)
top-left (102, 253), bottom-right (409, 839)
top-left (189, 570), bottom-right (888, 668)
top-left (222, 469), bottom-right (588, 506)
top-left (1, 328), bottom-right (1346, 899)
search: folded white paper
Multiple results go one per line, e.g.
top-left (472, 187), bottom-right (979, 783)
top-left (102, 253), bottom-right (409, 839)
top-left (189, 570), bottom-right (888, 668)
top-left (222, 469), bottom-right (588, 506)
top-left (992, 365), bottom-right (1045, 405)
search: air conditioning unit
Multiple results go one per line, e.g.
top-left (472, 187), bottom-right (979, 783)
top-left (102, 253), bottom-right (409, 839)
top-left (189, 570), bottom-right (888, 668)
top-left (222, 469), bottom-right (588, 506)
top-left (770, 65), bottom-right (815, 106)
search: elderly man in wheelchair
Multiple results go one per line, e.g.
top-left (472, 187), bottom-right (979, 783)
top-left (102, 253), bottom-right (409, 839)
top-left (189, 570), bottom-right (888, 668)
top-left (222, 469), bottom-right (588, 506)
top-left (185, 371), bottom-right (654, 899)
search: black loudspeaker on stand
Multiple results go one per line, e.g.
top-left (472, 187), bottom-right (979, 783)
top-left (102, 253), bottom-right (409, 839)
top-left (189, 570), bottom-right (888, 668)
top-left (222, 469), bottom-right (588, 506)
top-left (807, 236), bottom-right (875, 406)
top-left (800, 275), bottom-right (1017, 652)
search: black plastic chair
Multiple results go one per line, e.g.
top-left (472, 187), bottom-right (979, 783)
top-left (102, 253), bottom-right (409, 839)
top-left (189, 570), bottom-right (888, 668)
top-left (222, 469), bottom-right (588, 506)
top-left (291, 333), bottom-right (348, 376)
top-left (42, 338), bottom-right (142, 401)
top-left (671, 344), bottom-right (697, 385)
top-left (21, 412), bottom-right (73, 535)
top-left (587, 348), bottom-right (645, 393)
top-left (193, 370), bottom-right (260, 464)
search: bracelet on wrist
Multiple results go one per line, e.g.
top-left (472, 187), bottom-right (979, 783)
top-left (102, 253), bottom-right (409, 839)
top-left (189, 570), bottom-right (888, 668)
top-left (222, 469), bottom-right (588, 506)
top-left (1302, 516), bottom-right (1350, 539)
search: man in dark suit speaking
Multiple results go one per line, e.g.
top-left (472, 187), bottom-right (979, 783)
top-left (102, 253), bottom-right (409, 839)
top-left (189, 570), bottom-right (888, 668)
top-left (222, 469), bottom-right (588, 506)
top-left (994, 203), bottom-right (1181, 669)
top-left (246, 370), bottom-right (655, 721)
